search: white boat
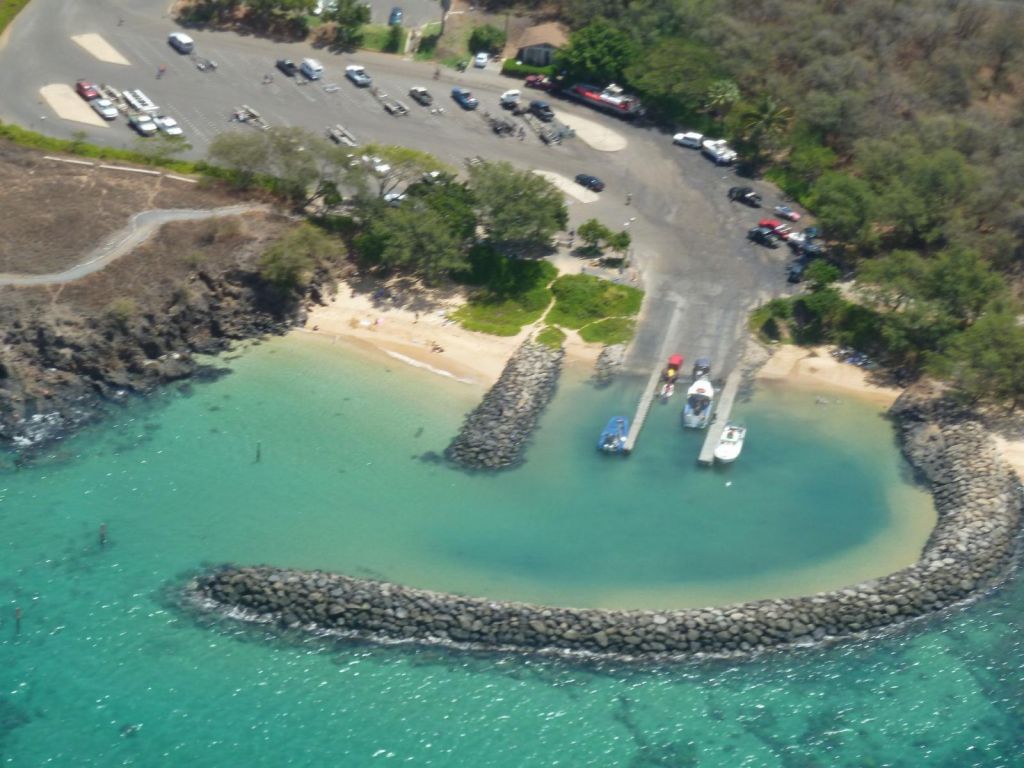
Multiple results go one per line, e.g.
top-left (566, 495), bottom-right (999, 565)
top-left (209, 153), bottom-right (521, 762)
top-left (682, 378), bottom-right (714, 429)
top-left (714, 423), bottom-right (746, 463)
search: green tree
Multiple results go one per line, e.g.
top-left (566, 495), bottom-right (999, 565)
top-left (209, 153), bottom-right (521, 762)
top-left (468, 161), bottom-right (568, 254)
top-left (405, 175), bottom-right (478, 245)
top-left (258, 223), bottom-right (339, 293)
top-left (207, 131), bottom-right (272, 187)
top-left (624, 39), bottom-right (721, 121)
top-left (807, 172), bottom-right (875, 247)
top-left (555, 18), bottom-right (640, 86)
top-left (930, 306), bottom-right (1024, 407)
top-left (324, 0), bottom-right (371, 50)
top-left (804, 260), bottom-right (840, 290)
top-left (704, 79), bottom-right (740, 130)
top-left (606, 229), bottom-right (631, 259)
top-left (577, 218), bottom-right (612, 251)
top-left (858, 250), bottom-right (928, 311)
top-left (357, 204), bottom-right (465, 282)
top-left (357, 144), bottom-right (450, 199)
top-left (469, 24), bottom-right (506, 55)
top-left (920, 248), bottom-right (1004, 327)
top-left (739, 95), bottom-right (792, 173)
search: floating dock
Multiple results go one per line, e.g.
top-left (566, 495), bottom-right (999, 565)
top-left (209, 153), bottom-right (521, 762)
top-left (622, 306), bottom-right (682, 454)
top-left (697, 368), bottom-right (743, 466)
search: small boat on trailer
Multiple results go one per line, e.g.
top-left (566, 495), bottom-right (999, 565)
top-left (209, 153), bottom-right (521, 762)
top-left (598, 416), bottom-right (630, 454)
top-left (714, 423), bottom-right (746, 463)
top-left (660, 354), bottom-right (683, 399)
top-left (692, 357), bottom-right (711, 381)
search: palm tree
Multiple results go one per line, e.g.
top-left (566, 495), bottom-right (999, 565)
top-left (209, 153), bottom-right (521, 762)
top-left (740, 95), bottom-right (792, 174)
top-left (704, 80), bottom-right (740, 132)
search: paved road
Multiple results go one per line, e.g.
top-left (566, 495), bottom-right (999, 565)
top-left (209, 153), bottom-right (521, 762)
top-left (0, 0), bottom-right (793, 376)
top-left (0, 204), bottom-right (269, 286)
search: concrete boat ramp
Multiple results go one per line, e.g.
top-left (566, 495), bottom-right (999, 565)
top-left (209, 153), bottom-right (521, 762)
top-left (620, 302), bottom-right (744, 466)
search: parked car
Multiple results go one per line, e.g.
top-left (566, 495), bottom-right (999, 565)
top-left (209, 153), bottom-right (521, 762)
top-left (530, 100), bottom-right (554, 122)
top-left (301, 58), bottom-right (324, 80)
top-left (524, 74), bottom-right (554, 90)
top-left (408, 86), bottom-right (432, 106)
top-left (747, 226), bottom-right (780, 248)
top-left (575, 174), bottom-right (605, 192)
top-left (759, 218), bottom-right (792, 240)
top-left (168, 32), bottom-right (194, 54)
top-left (728, 186), bottom-right (762, 207)
top-left (128, 113), bottom-right (158, 136)
top-left (500, 89), bottom-right (520, 109)
top-left (90, 98), bottom-right (118, 120)
top-left (383, 191), bottom-right (405, 206)
top-left (388, 7), bottom-right (403, 25)
top-left (787, 259), bottom-right (808, 283)
top-left (345, 64), bottom-right (371, 87)
top-left (474, 52), bottom-right (489, 68)
top-left (75, 80), bottom-right (99, 100)
top-left (451, 87), bottom-right (479, 110)
top-left (276, 59), bottom-right (298, 77)
top-left (701, 138), bottom-right (738, 165)
top-left (672, 131), bottom-right (703, 149)
top-left (154, 115), bottom-right (183, 136)
top-left (774, 204), bottom-right (801, 221)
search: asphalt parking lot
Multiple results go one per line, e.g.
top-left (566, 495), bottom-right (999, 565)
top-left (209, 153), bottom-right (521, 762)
top-left (0, 0), bottom-right (795, 376)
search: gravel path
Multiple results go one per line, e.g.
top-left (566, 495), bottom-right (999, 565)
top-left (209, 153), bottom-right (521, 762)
top-left (0, 203), bottom-right (268, 286)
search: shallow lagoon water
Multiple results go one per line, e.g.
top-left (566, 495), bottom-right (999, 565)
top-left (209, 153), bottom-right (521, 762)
top-left (1, 334), bottom-right (1020, 766)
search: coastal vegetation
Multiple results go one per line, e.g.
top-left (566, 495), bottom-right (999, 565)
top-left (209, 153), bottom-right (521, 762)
top-left (543, 0), bottom-right (1024, 407)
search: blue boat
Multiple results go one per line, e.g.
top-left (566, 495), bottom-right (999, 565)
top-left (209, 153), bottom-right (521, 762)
top-left (598, 416), bottom-right (629, 454)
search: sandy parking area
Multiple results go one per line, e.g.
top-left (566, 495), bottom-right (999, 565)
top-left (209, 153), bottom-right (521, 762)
top-left (533, 170), bottom-right (600, 203)
top-left (39, 84), bottom-right (108, 127)
top-left (71, 33), bottom-right (130, 65)
top-left (555, 110), bottom-right (627, 152)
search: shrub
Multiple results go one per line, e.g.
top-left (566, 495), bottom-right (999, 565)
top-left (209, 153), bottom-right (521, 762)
top-left (500, 60), bottom-right (555, 78)
top-left (469, 24), bottom-right (506, 55)
top-left (105, 298), bottom-right (139, 325)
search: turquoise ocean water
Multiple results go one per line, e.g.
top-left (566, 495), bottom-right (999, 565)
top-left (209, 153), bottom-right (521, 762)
top-left (1, 334), bottom-right (1020, 766)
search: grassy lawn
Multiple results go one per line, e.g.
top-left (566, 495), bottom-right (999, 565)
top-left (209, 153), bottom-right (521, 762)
top-left (361, 24), bottom-right (407, 54)
top-left (579, 318), bottom-right (637, 345)
top-left (535, 325), bottom-right (566, 349)
top-left (547, 274), bottom-right (644, 329)
top-left (0, 0), bottom-right (31, 34)
top-left (413, 22), bottom-right (442, 61)
top-left (453, 291), bottom-right (549, 336)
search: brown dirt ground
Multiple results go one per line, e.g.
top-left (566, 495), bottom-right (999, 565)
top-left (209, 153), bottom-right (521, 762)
top-left (0, 141), bottom-right (244, 275)
top-left (2, 211), bottom-right (295, 318)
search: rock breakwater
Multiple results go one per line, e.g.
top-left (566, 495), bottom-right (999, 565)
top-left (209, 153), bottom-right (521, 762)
top-left (445, 340), bottom-right (564, 470)
top-left (185, 389), bottom-right (1022, 661)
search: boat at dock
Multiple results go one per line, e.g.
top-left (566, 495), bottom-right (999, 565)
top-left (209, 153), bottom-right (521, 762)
top-left (659, 354), bottom-right (683, 399)
top-left (713, 423), bottom-right (746, 463)
top-left (683, 379), bottom-right (714, 429)
top-left (598, 416), bottom-right (630, 454)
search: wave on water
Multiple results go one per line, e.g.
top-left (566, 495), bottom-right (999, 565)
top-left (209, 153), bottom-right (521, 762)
top-left (383, 350), bottom-right (476, 385)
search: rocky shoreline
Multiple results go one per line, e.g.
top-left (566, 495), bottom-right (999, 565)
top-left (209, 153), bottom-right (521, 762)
top-left (445, 340), bottom-right (564, 470)
top-left (184, 386), bottom-right (1022, 661)
top-left (0, 268), bottom-right (309, 454)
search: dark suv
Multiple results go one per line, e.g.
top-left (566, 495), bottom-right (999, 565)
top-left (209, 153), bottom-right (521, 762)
top-left (728, 186), bottom-right (762, 207)
top-left (530, 100), bottom-right (554, 122)
top-left (276, 59), bottom-right (298, 77)
top-left (747, 226), bottom-right (780, 248)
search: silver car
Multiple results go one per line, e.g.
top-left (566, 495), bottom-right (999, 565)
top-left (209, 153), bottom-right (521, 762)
top-left (155, 115), bottom-right (184, 136)
top-left (91, 98), bottom-right (118, 120)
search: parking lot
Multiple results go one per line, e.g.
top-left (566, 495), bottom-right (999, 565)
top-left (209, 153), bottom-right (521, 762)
top-left (0, 0), bottom-right (795, 375)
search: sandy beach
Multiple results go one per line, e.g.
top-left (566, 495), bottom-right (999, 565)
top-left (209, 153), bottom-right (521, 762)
top-left (755, 344), bottom-right (903, 406)
top-left (299, 281), bottom-right (601, 388)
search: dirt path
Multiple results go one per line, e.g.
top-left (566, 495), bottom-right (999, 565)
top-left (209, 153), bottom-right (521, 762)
top-left (0, 204), bottom-right (269, 286)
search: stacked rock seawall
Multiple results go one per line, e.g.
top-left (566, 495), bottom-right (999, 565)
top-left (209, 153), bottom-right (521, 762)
top-left (185, 392), bottom-right (1022, 661)
top-left (445, 340), bottom-right (564, 470)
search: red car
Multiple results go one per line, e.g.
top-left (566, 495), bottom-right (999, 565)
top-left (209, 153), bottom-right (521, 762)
top-left (525, 74), bottom-right (553, 91)
top-left (76, 80), bottom-right (99, 100)
top-left (759, 218), bottom-right (793, 240)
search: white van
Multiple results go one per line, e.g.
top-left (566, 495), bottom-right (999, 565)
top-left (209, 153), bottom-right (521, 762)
top-left (673, 131), bottom-right (704, 149)
top-left (168, 32), bottom-right (194, 54)
top-left (300, 58), bottom-right (324, 80)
